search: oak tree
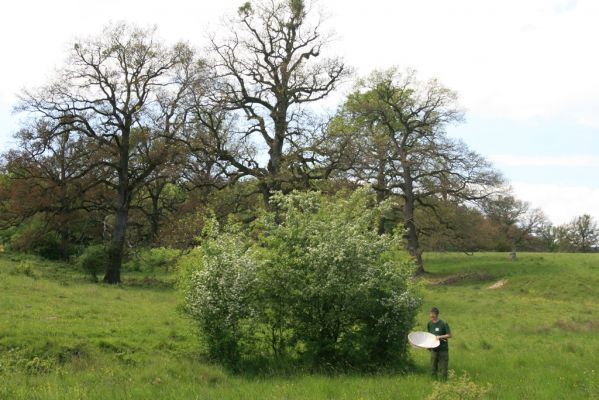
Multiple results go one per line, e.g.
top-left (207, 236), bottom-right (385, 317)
top-left (335, 68), bottom-right (502, 273)
top-left (192, 0), bottom-right (349, 205)
top-left (18, 23), bottom-right (204, 282)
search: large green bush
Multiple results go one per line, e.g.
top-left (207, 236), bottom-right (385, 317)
top-left (183, 189), bottom-right (421, 369)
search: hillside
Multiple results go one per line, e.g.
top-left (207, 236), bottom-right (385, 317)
top-left (1, 252), bottom-right (598, 399)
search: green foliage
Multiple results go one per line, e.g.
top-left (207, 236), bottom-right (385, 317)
top-left (8, 216), bottom-right (65, 260)
top-left (23, 356), bottom-right (55, 375)
top-left (8, 260), bottom-right (38, 279)
top-left (156, 210), bottom-right (207, 249)
top-left (427, 371), bottom-right (491, 400)
top-left (183, 189), bottom-right (421, 369)
top-left (417, 201), bottom-right (499, 252)
top-left (174, 246), bottom-right (203, 287)
top-left (77, 245), bottom-right (109, 281)
top-left (566, 214), bottom-right (599, 252)
top-left (0, 350), bottom-right (55, 375)
top-left (0, 226), bottom-right (17, 246)
top-left (128, 247), bottom-right (180, 272)
top-left (238, 1), bottom-right (253, 17)
top-left (184, 222), bottom-right (258, 364)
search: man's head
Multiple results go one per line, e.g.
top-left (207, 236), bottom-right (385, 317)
top-left (429, 307), bottom-right (439, 322)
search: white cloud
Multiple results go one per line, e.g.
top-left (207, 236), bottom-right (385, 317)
top-left (511, 181), bottom-right (599, 224)
top-left (325, 0), bottom-right (599, 124)
top-left (491, 154), bottom-right (599, 167)
top-left (2, 0), bottom-right (599, 124)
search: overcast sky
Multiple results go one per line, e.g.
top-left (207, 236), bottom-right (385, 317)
top-left (1, 0), bottom-right (598, 224)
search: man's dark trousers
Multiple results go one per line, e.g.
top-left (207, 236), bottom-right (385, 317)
top-left (430, 349), bottom-right (448, 380)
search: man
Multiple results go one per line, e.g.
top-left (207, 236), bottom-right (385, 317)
top-left (427, 307), bottom-right (452, 380)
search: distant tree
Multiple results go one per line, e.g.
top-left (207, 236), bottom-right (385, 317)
top-left (481, 194), bottom-right (527, 227)
top-left (416, 199), bottom-right (498, 252)
top-left (334, 68), bottom-right (502, 273)
top-left (479, 193), bottom-right (548, 251)
top-left (568, 214), bottom-right (599, 253)
top-left (517, 207), bottom-right (553, 250)
top-left (554, 224), bottom-right (576, 252)
top-left (192, 0), bottom-right (350, 206)
top-left (535, 220), bottom-right (560, 252)
top-left (2, 122), bottom-right (99, 221)
top-left (17, 23), bottom-right (204, 283)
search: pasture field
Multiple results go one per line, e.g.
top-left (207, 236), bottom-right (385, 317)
top-left (0, 251), bottom-right (598, 399)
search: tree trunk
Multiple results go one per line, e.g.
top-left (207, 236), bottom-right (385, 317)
top-left (105, 204), bottom-right (128, 284)
top-left (262, 147), bottom-right (283, 209)
top-left (376, 157), bottom-right (387, 234)
top-left (104, 134), bottom-right (130, 284)
top-left (403, 199), bottom-right (424, 274)
top-left (261, 103), bottom-right (287, 209)
top-left (260, 182), bottom-right (273, 210)
top-left (402, 168), bottom-right (425, 275)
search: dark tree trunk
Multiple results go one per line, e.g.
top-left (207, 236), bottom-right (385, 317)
top-left (403, 199), bottom-right (424, 274)
top-left (404, 201), bottom-right (424, 274)
top-left (104, 135), bottom-right (131, 284)
top-left (105, 204), bottom-right (128, 284)
top-left (263, 111), bottom-right (286, 209)
top-left (260, 182), bottom-right (273, 210)
top-left (150, 215), bottom-right (159, 244)
top-left (376, 157), bottom-right (387, 234)
top-left (402, 167), bottom-right (425, 275)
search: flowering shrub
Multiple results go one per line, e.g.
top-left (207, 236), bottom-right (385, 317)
top-left (183, 222), bottom-right (259, 363)
top-left (183, 189), bottom-right (421, 368)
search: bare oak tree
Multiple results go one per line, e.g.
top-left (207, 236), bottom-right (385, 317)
top-left (193, 0), bottom-right (349, 205)
top-left (18, 23), bottom-right (203, 283)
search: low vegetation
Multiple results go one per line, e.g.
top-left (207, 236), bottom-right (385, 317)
top-left (1, 251), bottom-right (597, 399)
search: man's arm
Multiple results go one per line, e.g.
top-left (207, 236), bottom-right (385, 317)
top-left (436, 322), bottom-right (452, 340)
top-left (436, 333), bottom-right (452, 340)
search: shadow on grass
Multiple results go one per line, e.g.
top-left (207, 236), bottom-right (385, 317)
top-left (202, 353), bottom-right (426, 381)
top-left (422, 271), bottom-right (496, 286)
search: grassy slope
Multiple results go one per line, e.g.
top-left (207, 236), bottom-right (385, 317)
top-left (0, 252), bottom-right (598, 399)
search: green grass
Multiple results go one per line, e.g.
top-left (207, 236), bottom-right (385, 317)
top-left (1, 251), bottom-right (598, 399)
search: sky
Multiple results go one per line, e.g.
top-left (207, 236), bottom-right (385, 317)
top-left (1, 0), bottom-right (598, 224)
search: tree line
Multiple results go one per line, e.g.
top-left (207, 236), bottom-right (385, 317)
top-left (0, 0), bottom-right (597, 283)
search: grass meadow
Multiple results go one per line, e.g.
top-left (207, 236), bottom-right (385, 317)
top-left (0, 251), bottom-right (598, 399)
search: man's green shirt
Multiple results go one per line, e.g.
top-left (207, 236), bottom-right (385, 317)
top-left (427, 319), bottom-right (451, 351)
